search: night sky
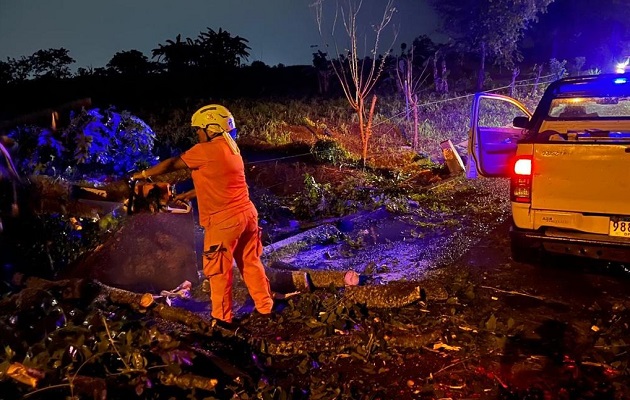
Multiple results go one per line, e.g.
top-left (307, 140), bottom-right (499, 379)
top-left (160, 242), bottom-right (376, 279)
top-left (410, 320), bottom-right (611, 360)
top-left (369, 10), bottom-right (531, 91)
top-left (0, 0), bottom-right (440, 70)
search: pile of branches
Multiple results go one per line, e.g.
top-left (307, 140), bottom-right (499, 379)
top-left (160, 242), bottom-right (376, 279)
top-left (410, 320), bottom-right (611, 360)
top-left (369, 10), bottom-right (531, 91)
top-left (0, 276), bottom-right (451, 399)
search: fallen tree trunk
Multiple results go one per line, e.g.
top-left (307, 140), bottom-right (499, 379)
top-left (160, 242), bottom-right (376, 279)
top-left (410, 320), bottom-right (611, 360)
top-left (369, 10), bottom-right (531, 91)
top-left (342, 280), bottom-right (449, 308)
top-left (28, 171), bottom-right (192, 217)
top-left (266, 263), bottom-right (448, 304)
top-left (343, 281), bottom-right (423, 308)
top-left (262, 224), bottom-right (342, 257)
top-left (266, 266), bottom-right (363, 293)
top-left (95, 281), bottom-right (242, 338)
top-left (308, 270), bottom-right (357, 288)
top-left (265, 268), bottom-right (311, 293)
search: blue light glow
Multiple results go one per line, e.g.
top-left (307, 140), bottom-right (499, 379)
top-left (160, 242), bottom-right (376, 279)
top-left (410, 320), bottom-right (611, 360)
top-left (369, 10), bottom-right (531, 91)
top-left (614, 78), bottom-right (627, 84)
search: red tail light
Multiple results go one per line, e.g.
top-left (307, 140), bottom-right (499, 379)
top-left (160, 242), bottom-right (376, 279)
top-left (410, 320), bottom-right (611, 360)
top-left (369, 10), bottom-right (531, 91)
top-left (511, 156), bottom-right (532, 203)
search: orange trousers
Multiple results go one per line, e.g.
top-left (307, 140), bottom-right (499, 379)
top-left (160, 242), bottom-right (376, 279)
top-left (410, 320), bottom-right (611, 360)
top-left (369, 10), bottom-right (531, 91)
top-left (202, 205), bottom-right (273, 323)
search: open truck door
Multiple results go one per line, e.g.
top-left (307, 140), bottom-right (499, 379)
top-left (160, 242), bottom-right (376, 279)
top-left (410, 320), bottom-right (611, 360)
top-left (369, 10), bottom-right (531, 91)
top-left (466, 92), bottom-right (532, 178)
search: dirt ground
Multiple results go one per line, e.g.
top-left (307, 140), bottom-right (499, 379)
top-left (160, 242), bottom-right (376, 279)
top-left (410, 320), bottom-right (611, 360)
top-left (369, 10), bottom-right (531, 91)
top-left (3, 122), bottom-right (629, 399)
top-left (191, 173), bottom-right (630, 399)
top-left (144, 124), bottom-right (630, 398)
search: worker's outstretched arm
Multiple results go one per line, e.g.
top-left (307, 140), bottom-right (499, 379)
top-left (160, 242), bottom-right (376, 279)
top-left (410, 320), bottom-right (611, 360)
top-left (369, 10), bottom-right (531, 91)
top-left (132, 156), bottom-right (188, 180)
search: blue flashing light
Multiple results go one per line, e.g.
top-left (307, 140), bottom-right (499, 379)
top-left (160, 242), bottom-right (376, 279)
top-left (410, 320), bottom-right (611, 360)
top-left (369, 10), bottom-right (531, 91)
top-left (554, 75), bottom-right (630, 96)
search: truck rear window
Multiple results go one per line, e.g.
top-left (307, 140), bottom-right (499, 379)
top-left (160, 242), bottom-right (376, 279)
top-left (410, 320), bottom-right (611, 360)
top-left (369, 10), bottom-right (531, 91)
top-left (548, 97), bottom-right (630, 119)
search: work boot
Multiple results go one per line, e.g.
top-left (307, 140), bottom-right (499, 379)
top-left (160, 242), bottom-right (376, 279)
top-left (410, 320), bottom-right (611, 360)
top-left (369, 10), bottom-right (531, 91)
top-left (211, 318), bottom-right (239, 331)
top-left (247, 309), bottom-right (281, 326)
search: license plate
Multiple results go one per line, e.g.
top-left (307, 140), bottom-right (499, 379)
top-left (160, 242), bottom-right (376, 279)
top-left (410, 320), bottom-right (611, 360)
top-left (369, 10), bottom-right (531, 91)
top-left (609, 217), bottom-right (630, 238)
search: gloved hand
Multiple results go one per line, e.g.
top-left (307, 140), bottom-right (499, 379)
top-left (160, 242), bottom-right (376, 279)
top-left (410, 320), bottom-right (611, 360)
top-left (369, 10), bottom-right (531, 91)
top-left (130, 170), bottom-right (151, 181)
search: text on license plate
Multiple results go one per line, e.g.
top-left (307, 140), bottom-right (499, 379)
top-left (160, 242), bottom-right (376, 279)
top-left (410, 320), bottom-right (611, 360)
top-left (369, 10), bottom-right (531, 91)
top-left (609, 217), bottom-right (630, 237)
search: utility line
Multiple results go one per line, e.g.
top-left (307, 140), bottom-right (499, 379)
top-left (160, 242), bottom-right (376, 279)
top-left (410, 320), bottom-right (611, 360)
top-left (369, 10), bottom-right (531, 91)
top-left (373, 75), bottom-right (556, 128)
top-left (244, 74), bottom-right (558, 165)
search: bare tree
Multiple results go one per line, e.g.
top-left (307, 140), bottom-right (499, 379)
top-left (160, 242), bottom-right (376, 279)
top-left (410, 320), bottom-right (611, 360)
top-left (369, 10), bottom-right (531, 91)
top-left (311, 0), bottom-right (397, 166)
top-left (395, 43), bottom-right (430, 150)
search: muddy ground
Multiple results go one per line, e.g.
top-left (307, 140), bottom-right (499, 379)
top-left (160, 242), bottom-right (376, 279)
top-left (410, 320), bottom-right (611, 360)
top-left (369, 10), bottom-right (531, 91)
top-left (3, 122), bottom-right (629, 398)
top-left (192, 176), bottom-right (630, 399)
top-left (3, 173), bottom-right (630, 399)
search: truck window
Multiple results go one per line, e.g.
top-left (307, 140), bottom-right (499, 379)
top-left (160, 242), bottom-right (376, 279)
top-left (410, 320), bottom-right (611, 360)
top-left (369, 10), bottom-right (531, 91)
top-left (478, 99), bottom-right (529, 127)
top-left (548, 97), bottom-right (630, 118)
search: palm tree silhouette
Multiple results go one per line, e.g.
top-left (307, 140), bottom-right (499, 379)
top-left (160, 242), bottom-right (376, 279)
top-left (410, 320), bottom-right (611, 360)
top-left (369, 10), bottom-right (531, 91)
top-left (196, 27), bottom-right (251, 69)
top-left (151, 34), bottom-right (198, 74)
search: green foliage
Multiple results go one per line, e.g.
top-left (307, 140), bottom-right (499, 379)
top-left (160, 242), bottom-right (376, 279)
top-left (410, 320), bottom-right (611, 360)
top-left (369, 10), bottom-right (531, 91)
top-left (9, 107), bottom-right (156, 178)
top-left (549, 58), bottom-right (568, 80)
top-left (293, 173), bottom-right (336, 219)
top-left (106, 50), bottom-right (154, 75)
top-left (146, 107), bottom-right (197, 156)
top-left (0, 290), bottom-right (203, 399)
top-left (258, 120), bottom-right (292, 145)
top-left (1, 48), bottom-right (75, 82)
top-left (429, 0), bottom-right (554, 69)
top-left (11, 211), bottom-right (120, 278)
top-left (285, 290), bottom-right (369, 338)
top-left (31, 48), bottom-right (75, 79)
top-left (310, 139), bottom-right (353, 166)
top-left (229, 98), bottom-right (345, 143)
top-left (151, 28), bottom-right (251, 74)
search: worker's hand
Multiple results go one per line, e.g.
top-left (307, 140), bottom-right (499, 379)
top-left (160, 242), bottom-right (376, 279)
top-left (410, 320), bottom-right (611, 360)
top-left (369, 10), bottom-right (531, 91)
top-left (174, 189), bottom-right (196, 202)
top-left (131, 170), bottom-right (151, 181)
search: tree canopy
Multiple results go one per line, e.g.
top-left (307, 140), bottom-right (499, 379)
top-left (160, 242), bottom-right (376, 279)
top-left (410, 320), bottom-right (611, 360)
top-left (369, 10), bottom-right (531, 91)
top-left (429, 0), bottom-right (554, 89)
top-left (522, 0), bottom-right (630, 69)
top-left (107, 50), bottom-right (154, 76)
top-left (0, 48), bottom-right (75, 82)
top-left (151, 28), bottom-right (250, 74)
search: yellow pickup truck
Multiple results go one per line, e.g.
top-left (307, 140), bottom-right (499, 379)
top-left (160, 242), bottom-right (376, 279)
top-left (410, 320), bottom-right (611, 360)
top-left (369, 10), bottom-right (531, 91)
top-left (467, 74), bottom-right (630, 263)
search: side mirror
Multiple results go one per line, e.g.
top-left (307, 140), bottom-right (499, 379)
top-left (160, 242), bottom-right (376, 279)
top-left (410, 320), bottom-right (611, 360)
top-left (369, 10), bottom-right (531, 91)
top-left (513, 116), bottom-right (530, 128)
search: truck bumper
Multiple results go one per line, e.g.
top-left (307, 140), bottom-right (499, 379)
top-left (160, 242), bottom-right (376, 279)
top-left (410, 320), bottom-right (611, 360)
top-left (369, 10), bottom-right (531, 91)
top-left (510, 225), bottom-right (630, 263)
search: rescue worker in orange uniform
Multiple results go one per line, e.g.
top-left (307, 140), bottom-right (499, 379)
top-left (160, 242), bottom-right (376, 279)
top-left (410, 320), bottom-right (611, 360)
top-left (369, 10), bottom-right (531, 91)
top-left (132, 104), bottom-right (274, 326)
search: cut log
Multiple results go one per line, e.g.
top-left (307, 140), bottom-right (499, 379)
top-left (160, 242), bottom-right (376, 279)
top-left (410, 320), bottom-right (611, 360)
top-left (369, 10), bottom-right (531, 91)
top-left (95, 281), bottom-right (243, 338)
top-left (307, 270), bottom-right (359, 288)
top-left (265, 266), bottom-right (364, 293)
top-left (265, 268), bottom-right (311, 293)
top-left (343, 280), bottom-right (448, 308)
top-left (343, 281), bottom-right (423, 308)
top-left (267, 261), bottom-right (364, 291)
top-left (98, 282), bottom-right (209, 332)
top-left (440, 139), bottom-right (465, 176)
top-left (262, 224), bottom-right (342, 257)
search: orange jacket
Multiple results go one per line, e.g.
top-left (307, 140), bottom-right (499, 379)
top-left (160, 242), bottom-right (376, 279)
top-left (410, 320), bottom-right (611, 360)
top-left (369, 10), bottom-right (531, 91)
top-left (180, 137), bottom-right (251, 227)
